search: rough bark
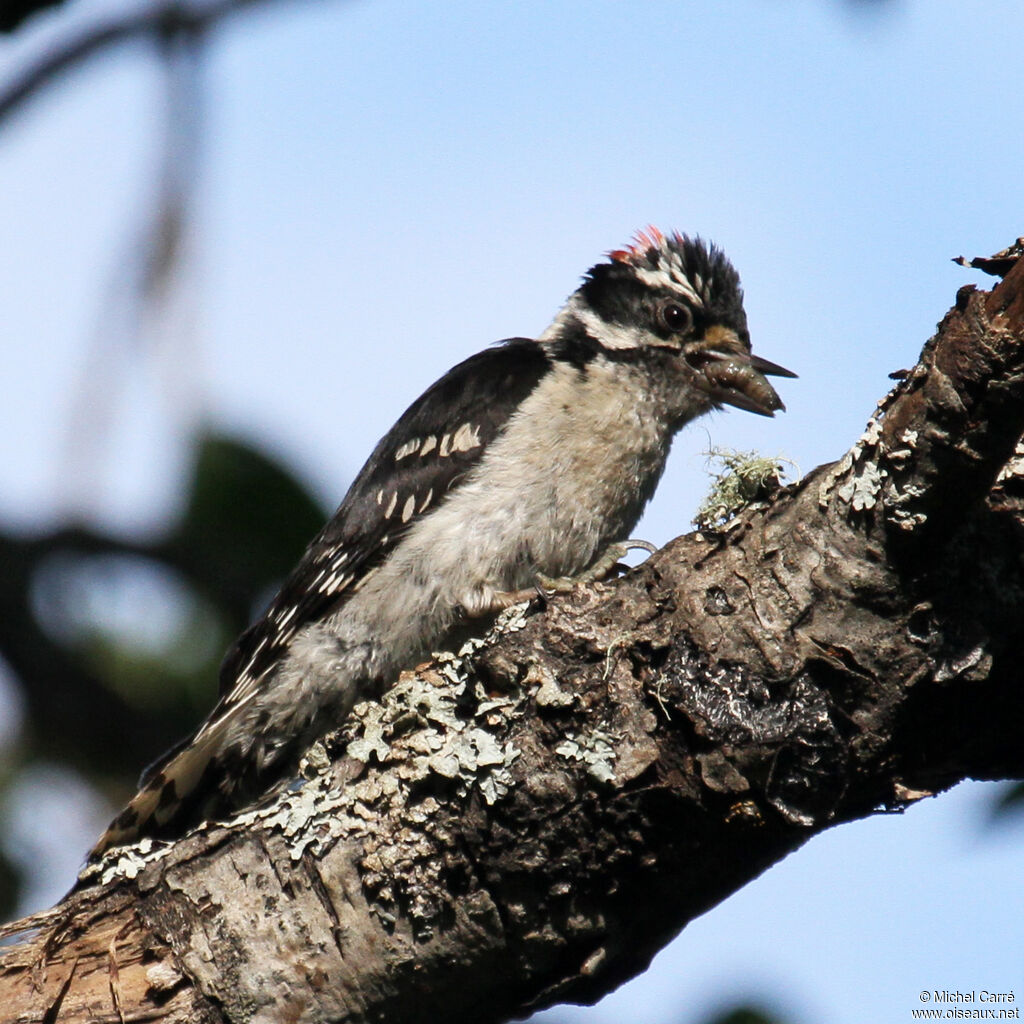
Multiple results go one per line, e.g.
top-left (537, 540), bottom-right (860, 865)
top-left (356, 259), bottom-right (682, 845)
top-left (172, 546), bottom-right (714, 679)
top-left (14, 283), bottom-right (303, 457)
top-left (1, 252), bottom-right (1023, 1024)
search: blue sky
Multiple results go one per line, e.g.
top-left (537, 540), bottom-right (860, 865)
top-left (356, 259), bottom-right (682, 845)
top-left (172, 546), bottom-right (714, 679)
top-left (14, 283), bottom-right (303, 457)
top-left (1, 1), bottom-right (1022, 1021)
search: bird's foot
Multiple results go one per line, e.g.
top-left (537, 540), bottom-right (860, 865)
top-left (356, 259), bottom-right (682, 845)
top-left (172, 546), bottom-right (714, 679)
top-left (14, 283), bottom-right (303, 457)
top-left (481, 539), bottom-right (658, 611)
top-left (537, 538), bottom-right (657, 593)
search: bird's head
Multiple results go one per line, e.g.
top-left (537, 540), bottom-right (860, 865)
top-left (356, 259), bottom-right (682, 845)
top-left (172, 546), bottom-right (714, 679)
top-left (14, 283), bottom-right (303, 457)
top-left (543, 227), bottom-right (795, 420)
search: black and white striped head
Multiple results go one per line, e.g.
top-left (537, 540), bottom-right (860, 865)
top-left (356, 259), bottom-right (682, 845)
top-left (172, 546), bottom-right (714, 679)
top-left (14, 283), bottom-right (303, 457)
top-left (544, 228), bottom-right (795, 417)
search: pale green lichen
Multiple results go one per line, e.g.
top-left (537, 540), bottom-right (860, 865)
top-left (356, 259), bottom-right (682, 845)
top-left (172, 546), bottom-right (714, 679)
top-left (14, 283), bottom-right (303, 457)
top-left (836, 461), bottom-right (886, 511)
top-left (816, 405), bottom-right (930, 526)
top-left (82, 603), bottom-right (536, 891)
top-left (94, 838), bottom-right (156, 887)
top-left (531, 663), bottom-right (576, 709)
top-left (885, 480), bottom-right (928, 530)
top-left (555, 732), bottom-right (617, 784)
top-left (694, 447), bottom-right (795, 530)
top-left (997, 437), bottom-right (1024, 483)
top-left (817, 415), bottom-right (884, 509)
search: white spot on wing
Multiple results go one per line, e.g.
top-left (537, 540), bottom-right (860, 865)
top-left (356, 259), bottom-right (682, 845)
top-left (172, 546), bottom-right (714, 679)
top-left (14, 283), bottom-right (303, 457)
top-left (376, 489), bottom-right (384, 505)
top-left (394, 438), bottom-right (419, 461)
top-left (385, 492), bottom-right (398, 518)
top-left (321, 569), bottom-right (351, 594)
top-left (401, 495), bottom-right (416, 522)
top-left (420, 435), bottom-right (437, 456)
top-left (238, 637), bottom-right (269, 684)
top-left (451, 422), bottom-right (481, 452)
top-left (275, 606), bottom-right (298, 627)
top-left (439, 433), bottom-right (453, 457)
top-left (419, 488), bottom-right (433, 512)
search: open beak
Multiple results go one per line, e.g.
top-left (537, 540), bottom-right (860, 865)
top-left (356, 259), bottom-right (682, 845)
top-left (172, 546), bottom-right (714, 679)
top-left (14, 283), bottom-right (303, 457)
top-left (686, 332), bottom-right (797, 418)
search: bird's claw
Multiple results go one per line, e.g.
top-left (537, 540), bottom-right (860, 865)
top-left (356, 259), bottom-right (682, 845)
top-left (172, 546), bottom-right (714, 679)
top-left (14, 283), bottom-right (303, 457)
top-left (537, 538), bottom-right (658, 594)
top-left (481, 540), bottom-right (657, 612)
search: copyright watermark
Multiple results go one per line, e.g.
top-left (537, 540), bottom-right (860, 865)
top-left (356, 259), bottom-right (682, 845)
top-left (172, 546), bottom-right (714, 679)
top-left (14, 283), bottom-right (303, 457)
top-left (910, 990), bottom-right (1018, 1019)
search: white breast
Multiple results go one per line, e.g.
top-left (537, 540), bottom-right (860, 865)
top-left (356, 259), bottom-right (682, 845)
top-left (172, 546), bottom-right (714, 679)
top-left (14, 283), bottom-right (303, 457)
top-left (255, 356), bottom-right (677, 754)
top-left (344, 357), bottom-right (671, 650)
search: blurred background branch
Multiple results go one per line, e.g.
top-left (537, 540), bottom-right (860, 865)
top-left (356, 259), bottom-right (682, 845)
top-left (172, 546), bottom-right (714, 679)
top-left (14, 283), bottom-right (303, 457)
top-left (0, 0), bottom-right (265, 121)
top-left (0, 0), bottom-right (68, 34)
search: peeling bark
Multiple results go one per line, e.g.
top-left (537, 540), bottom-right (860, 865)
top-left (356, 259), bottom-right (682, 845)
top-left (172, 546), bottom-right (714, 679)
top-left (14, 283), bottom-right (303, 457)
top-left (2, 252), bottom-right (1023, 1024)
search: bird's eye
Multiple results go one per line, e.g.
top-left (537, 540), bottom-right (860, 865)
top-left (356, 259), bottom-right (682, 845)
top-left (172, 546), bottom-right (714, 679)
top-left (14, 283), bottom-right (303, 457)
top-left (661, 303), bottom-right (692, 333)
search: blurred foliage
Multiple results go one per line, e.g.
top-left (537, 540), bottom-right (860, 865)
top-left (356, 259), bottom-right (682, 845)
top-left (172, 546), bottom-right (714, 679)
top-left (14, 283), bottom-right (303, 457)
top-left (164, 434), bottom-right (328, 625)
top-left (0, 430), bottom-right (327, 911)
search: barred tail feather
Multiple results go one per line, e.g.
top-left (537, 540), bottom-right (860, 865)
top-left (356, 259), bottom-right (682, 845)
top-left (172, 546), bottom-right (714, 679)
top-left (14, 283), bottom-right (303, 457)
top-left (87, 727), bottom-right (227, 861)
top-left (89, 687), bottom-right (271, 862)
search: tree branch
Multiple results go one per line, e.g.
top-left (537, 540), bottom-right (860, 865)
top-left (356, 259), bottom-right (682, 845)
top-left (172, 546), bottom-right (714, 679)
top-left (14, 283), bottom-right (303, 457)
top-left (2, 253), bottom-right (1023, 1023)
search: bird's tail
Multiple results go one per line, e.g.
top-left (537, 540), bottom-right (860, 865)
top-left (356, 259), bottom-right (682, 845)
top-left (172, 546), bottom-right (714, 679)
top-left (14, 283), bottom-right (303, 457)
top-left (87, 724), bottom-right (231, 862)
top-left (87, 670), bottom-right (279, 861)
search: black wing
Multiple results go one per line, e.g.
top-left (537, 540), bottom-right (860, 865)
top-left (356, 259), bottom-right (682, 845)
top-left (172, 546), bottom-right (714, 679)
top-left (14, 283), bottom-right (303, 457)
top-left (217, 337), bottom-right (551, 698)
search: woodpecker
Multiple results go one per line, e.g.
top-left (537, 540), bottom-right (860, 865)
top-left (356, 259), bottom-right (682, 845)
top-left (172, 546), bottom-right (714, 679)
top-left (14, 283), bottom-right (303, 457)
top-left (89, 228), bottom-right (794, 860)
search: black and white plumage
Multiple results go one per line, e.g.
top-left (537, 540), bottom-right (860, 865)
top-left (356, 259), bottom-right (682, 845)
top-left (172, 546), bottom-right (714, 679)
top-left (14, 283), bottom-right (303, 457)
top-left (90, 228), bottom-right (794, 860)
